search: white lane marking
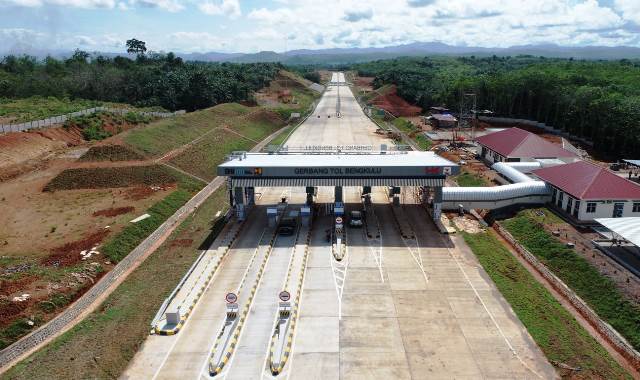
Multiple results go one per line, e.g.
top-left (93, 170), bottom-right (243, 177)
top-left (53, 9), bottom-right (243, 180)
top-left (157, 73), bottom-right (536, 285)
top-left (397, 207), bottom-right (429, 285)
top-left (328, 220), bottom-right (350, 320)
top-left (236, 229), bottom-right (267, 294)
top-left (365, 204), bottom-right (385, 283)
top-left (440, 234), bottom-right (544, 379)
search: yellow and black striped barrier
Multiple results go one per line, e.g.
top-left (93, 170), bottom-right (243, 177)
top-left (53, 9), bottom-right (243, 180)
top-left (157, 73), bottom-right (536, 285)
top-left (209, 231), bottom-right (278, 376)
top-left (270, 228), bottom-right (312, 375)
top-left (154, 222), bottom-right (243, 336)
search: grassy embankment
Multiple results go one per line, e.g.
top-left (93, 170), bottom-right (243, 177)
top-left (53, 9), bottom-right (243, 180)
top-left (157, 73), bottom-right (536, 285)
top-left (392, 117), bottom-right (431, 150)
top-left (3, 187), bottom-right (229, 379)
top-left (125, 103), bottom-right (286, 181)
top-left (0, 96), bottom-right (166, 124)
top-left (503, 211), bottom-right (640, 350)
top-left (274, 71), bottom-right (318, 118)
top-left (462, 231), bottom-right (631, 379)
top-left (0, 97), bottom-right (100, 123)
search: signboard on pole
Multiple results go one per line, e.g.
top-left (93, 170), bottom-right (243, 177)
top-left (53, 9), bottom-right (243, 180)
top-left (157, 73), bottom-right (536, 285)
top-left (279, 291), bottom-right (291, 302)
top-left (225, 292), bottom-right (238, 304)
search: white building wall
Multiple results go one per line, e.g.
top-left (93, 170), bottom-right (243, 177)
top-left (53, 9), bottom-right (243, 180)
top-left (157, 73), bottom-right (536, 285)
top-left (577, 200), bottom-right (640, 221)
top-left (477, 143), bottom-right (577, 164)
top-left (550, 185), bottom-right (640, 221)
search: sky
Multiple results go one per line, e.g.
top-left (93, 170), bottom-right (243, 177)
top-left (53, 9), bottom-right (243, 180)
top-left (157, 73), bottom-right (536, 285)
top-left (1, 0), bottom-right (640, 54)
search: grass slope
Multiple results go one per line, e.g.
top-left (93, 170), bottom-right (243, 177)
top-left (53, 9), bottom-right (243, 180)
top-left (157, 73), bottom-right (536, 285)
top-left (3, 188), bottom-right (229, 380)
top-left (101, 167), bottom-right (202, 263)
top-left (463, 231), bottom-right (630, 379)
top-left (392, 117), bottom-right (431, 150)
top-left (503, 212), bottom-right (640, 350)
top-left (124, 103), bottom-right (251, 157)
top-left (0, 97), bottom-right (165, 124)
top-left (0, 97), bottom-right (101, 123)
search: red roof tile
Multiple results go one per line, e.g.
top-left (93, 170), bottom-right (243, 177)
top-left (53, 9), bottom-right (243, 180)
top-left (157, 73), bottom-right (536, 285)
top-left (532, 161), bottom-right (640, 200)
top-left (475, 127), bottom-right (577, 159)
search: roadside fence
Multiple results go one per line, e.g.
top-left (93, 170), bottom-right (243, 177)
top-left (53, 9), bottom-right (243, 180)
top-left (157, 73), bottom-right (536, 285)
top-left (0, 107), bottom-right (186, 134)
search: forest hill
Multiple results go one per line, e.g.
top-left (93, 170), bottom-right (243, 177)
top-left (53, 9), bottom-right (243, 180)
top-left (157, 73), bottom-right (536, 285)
top-left (352, 56), bottom-right (640, 159)
top-left (0, 52), bottom-right (281, 113)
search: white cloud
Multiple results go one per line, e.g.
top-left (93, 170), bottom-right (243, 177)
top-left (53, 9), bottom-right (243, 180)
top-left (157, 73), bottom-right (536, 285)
top-left (133, 0), bottom-right (182, 12)
top-left (0, 0), bottom-right (116, 7)
top-left (248, 7), bottom-right (293, 24)
top-left (1, 0), bottom-right (639, 54)
top-left (614, 0), bottom-right (640, 24)
top-left (199, 0), bottom-right (240, 17)
top-left (343, 9), bottom-right (373, 22)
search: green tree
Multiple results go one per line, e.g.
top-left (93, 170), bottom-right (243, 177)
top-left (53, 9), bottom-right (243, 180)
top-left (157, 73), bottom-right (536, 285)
top-left (126, 39), bottom-right (147, 56)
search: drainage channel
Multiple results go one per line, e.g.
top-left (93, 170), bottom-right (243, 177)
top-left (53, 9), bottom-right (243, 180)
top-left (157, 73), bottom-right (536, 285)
top-left (207, 227), bottom-right (277, 376)
top-left (268, 221), bottom-right (313, 376)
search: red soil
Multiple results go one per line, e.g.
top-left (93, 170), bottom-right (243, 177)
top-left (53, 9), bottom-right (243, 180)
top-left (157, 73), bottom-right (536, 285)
top-left (370, 86), bottom-right (422, 117)
top-left (43, 229), bottom-right (110, 267)
top-left (92, 206), bottom-right (135, 218)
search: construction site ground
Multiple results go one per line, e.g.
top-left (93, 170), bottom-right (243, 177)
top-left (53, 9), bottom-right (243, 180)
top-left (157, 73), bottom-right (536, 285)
top-left (0, 82), bottom-right (312, 351)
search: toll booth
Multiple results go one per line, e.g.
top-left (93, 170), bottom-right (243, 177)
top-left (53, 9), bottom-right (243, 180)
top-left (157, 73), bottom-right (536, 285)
top-left (218, 151), bottom-right (459, 222)
top-left (267, 207), bottom-right (278, 227)
top-left (301, 206), bottom-right (311, 227)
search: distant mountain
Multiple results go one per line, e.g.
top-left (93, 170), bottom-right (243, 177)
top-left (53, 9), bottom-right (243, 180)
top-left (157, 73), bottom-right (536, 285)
top-left (3, 42), bottom-right (639, 63)
top-left (184, 42), bottom-right (640, 64)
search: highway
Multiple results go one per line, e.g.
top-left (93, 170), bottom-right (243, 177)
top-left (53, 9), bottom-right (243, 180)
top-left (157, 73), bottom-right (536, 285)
top-left (123, 72), bottom-right (555, 379)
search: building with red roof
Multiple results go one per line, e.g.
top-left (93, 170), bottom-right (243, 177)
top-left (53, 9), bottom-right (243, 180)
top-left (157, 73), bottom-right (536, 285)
top-left (475, 127), bottom-right (578, 164)
top-left (532, 160), bottom-right (640, 222)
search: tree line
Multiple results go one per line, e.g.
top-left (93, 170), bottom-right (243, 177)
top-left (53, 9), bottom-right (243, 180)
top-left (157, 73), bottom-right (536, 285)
top-left (352, 56), bottom-right (640, 159)
top-left (0, 49), bottom-right (281, 112)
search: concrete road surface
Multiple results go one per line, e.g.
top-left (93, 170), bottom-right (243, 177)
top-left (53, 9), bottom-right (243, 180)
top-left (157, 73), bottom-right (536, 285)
top-left (124, 73), bottom-right (555, 380)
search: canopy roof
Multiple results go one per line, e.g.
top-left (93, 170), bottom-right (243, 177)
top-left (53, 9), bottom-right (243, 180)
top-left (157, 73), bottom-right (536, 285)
top-left (595, 218), bottom-right (640, 247)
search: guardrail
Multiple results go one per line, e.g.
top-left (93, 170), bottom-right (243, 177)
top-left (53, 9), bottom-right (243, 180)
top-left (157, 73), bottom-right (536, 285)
top-left (494, 222), bottom-right (640, 369)
top-left (0, 107), bottom-right (186, 134)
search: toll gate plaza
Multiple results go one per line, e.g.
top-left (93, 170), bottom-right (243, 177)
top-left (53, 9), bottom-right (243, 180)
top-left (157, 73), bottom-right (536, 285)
top-left (217, 149), bottom-right (459, 221)
top-left (126, 72), bottom-right (556, 380)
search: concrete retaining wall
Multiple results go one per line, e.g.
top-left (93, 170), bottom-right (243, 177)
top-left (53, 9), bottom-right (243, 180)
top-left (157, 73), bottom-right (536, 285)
top-left (0, 107), bottom-right (186, 134)
top-left (493, 222), bottom-right (640, 369)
